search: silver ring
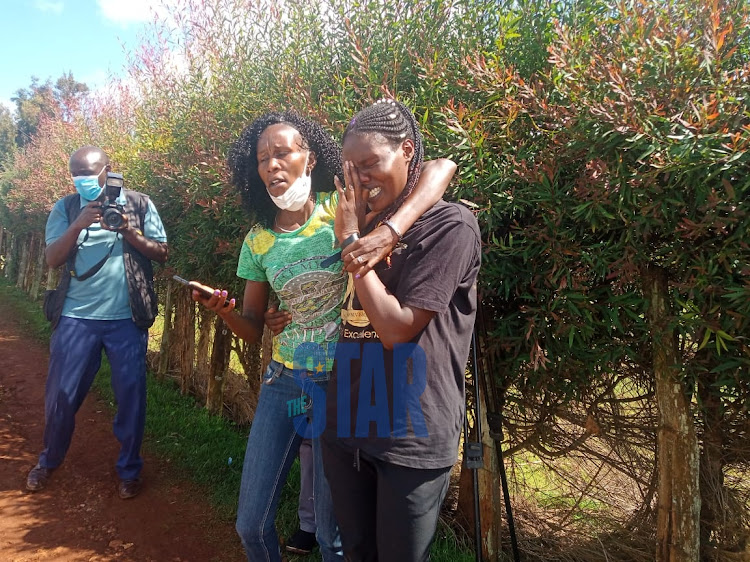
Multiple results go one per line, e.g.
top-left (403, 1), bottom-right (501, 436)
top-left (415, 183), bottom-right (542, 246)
top-left (357, 256), bottom-right (364, 264)
top-left (347, 184), bottom-right (354, 190)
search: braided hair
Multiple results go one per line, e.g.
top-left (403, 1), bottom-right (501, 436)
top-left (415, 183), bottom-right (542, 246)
top-left (343, 99), bottom-right (424, 221)
top-left (228, 112), bottom-right (343, 228)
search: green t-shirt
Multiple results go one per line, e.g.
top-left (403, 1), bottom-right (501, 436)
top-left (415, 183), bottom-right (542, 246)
top-left (237, 191), bottom-right (345, 370)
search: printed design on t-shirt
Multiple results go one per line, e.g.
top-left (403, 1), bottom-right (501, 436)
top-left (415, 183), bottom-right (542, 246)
top-left (246, 228), bottom-right (276, 255)
top-left (341, 273), bottom-right (380, 340)
top-left (273, 256), bottom-right (348, 350)
top-left (297, 212), bottom-right (328, 238)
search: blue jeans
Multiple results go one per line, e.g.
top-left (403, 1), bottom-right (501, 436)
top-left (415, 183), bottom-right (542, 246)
top-left (39, 316), bottom-right (148, 481)
top-left (235, 360), bottom-right (342, 561)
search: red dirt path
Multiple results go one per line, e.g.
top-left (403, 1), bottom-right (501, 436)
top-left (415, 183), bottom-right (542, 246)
top-left (0, 299), bottom-right (246, 562)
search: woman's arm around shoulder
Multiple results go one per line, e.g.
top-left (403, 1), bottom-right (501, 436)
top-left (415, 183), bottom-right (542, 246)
top-left (340, 157), bottom-right (457, 277)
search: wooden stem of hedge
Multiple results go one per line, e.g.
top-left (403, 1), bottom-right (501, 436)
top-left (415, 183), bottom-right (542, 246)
top-left (30, 234), bottom-right (45, 300)
top-left (643, 264), bottom-right (700, 562)
top-left (157, 282), bottom-right (174, 380)
top-left (698, 366), bottom-right (725, 559)
top-left (4, 234), bottom-right (15, 280)
top-left (16, 233), bottom-right (29, 289)
top-left (174, 289), bottom-right (196, 395)
top-left (196, 309), bottom-right (212, 376)
top-left (206, 316), bottom-right (231, 415)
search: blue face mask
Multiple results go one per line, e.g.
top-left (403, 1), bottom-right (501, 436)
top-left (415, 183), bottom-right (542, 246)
top-left (72, 166), bottom-right (105, 201)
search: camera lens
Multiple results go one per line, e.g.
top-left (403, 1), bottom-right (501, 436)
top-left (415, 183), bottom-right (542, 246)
top-left (103, 208), bottom-right (124, 229)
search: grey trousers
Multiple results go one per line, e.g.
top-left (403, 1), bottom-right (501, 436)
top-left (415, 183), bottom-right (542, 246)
top-left (298, 438), bottom-right (316, 533)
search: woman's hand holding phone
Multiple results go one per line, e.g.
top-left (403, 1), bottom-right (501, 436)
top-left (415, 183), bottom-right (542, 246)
top-left (173, 275), bottom-right (235, 315)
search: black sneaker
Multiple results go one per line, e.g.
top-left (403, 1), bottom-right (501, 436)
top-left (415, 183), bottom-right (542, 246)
top-left (285, 529), bottom-right (317, 555)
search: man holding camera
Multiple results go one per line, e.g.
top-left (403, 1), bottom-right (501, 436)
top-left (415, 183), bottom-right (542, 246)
top-left (26, 145), bottom-right (168, 499)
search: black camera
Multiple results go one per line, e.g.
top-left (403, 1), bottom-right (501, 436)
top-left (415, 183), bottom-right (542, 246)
top-left (102, 172), bottom-right (126, 229)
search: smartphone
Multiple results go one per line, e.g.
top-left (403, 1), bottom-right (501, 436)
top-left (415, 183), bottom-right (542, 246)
top-left (173, 275), bottom-right (230, 305)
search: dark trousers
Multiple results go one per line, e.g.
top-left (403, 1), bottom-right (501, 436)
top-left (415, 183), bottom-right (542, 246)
top-left (322, 439), bottom-right (451, 562)
top-left (38, 316), bottom-right (148, 481)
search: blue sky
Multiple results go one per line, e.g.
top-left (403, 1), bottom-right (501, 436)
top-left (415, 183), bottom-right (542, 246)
top-left (0, 0), bottom-right (171, 112)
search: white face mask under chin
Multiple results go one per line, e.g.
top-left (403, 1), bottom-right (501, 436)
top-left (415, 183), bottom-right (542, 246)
top-left (267, 154), bottom-right (312, 211)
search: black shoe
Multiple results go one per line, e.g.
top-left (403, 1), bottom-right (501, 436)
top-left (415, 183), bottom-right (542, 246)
top-left (26, 465), bottom-right (53, 492)
top-left (285, 529), bottom-right (317, 555)
top-left (118, 478), bottom-right (142, 499)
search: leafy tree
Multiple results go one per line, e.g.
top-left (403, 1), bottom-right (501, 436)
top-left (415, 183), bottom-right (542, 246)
top-left (444, 0), bottom-right (750, 559)
top-left (12, 77), bottom-right (56, 147)
top-left (0, 105), bottom-right (15, 169)
top-left (11, 73), bottom-right (88, 147)
top-left (54, 71), bottom-right (90, 120)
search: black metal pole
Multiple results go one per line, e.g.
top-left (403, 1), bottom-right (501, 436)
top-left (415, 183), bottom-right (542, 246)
top-left (473, 306), bottom-right (521, 561)
top-left (495, 413), bottom-right (520, 562)
top-left (471, 332), bottom-right (483, 561)
top-left (464, 330), bottom-right (484, 562)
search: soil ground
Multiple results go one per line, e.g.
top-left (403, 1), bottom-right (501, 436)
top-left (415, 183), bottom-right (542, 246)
top-left (0, 298), bottom-right (246, 562)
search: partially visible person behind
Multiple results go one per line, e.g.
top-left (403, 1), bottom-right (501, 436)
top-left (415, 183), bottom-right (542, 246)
top-left (286, 438), bottom-right (318, 556)
top-left (192, 111), bottom-right (454, 562)
top-left (322, 99), bottom-right (481, 562)
top-left (26, 145), bottom-right (168, 500)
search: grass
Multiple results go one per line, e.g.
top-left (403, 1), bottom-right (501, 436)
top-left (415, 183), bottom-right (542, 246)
top-left (0, 279), bottom-right (477, 561)
top-left (93, 368), bottom-right (249, 517)
top-left (0, 281), bottom-right (55, 340)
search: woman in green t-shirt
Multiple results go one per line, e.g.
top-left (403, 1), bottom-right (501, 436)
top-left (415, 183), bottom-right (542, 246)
top-left (192, 111), bottom-right (454, 562)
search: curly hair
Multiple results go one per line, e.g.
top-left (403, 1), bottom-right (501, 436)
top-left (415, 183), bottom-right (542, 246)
top-left (342, 99), bottom-right (424, 222)
top-left (228, 112), bottom-right (342, 228)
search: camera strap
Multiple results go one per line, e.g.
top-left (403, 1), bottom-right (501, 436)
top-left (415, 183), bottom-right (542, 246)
top-left (68, 229), bottom-right (120, 281)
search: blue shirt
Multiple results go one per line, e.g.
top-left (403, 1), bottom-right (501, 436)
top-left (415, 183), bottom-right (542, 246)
top-left (45, 192), bottom-right (167, 321)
